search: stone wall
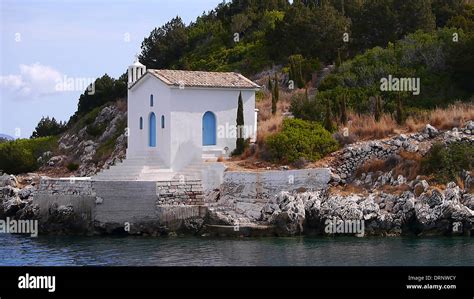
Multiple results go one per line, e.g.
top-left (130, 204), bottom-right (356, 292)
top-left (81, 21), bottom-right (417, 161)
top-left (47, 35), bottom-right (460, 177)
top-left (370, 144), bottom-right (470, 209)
top-left (38, 178), bottom-right (94, 196)
top-left (33, 177), bottom-right (207, 234)
top-left (218, 168), bottom-right (331, 220)
top-left (156, 180), bottom-right (204, 205)
top-left (330, 123), bottom-right (474, 184)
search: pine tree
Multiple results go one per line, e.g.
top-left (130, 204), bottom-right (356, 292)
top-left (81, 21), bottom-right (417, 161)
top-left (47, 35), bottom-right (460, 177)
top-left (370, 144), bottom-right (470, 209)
top-left (235, 91), bottom-right (245, 155)
top-left (31, 116), bottom-right (66, 138)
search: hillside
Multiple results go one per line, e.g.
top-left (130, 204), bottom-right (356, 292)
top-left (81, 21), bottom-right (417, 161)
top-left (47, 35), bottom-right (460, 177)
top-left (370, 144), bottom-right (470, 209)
top-left (0, 0), bottom-right (473, 181)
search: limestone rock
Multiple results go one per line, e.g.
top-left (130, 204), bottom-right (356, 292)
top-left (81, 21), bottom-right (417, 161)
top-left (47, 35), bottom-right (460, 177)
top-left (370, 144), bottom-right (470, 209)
top-left (0, 174), bottom-right (18, 188)
top-left (423, 124), bottom-right (439, 138)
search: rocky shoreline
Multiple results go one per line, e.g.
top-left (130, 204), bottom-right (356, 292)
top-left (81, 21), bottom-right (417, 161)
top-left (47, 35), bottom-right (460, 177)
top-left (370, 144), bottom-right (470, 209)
top-left (1, 122), bottom-right (473, 238)
top-left (1, 172), bottom-right (472, 237)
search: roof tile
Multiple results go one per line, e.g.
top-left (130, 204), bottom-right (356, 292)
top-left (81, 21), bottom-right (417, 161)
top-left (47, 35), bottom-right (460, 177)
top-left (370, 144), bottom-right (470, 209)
top-left (148, 69), bottom-right (260, 89)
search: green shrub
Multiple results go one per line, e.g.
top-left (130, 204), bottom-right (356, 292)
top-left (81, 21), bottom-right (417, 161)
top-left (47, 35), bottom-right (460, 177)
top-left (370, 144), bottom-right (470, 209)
top-left (265, 118), bottom-right (338, 163)
top-left (86, 123), bottom-right (107, 137)
top-left (31, 116), bottom-right (66, 138)
top-left (421, 142), bottom-right (474, 183)
top-left (66, 162), bottom-right (79, 171)
top-left (93, 118), bottom-right (127, 163)
top-left (0, 136), bottom-right (58, 175)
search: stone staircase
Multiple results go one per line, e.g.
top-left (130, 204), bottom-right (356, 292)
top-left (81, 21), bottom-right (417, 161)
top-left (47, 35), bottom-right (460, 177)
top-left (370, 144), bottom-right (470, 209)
top-left (93, 156), bottom-right (174, 181)
top-left (202, 148), bottom-right (225, 161)
top-left (172, 160), bottom-right (205, 181)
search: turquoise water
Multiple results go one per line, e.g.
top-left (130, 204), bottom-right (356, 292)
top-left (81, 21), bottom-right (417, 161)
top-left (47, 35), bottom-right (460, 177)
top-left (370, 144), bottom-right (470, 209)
top-left (0, 234), bottom-right (472, 266)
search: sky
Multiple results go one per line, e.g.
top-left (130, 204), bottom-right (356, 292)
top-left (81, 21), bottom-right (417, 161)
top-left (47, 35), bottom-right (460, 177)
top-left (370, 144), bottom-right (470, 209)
top-left (0, 0), bottom-right (222, 138)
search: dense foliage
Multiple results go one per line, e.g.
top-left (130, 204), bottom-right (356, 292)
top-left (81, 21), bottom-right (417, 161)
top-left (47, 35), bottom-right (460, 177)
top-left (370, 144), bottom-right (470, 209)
top-left (137, 0), bottom-right (470, 76)
top-left (0, 137), bottom-right (58, 175)
top-left (265, 118), bottom-right (338, 163)
top-left (31, 116), bottom-right (67, 138)
top-left (421, 142), bottom-right (474, 183)
top-left (69, 74), bottom-right (127, 125)
top-left (292, 27), bottom-right (474, 121)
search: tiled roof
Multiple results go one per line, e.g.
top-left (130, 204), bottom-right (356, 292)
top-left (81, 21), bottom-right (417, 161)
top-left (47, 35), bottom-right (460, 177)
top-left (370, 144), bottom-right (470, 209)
top-left (147, 69), bottom-right (260, 89)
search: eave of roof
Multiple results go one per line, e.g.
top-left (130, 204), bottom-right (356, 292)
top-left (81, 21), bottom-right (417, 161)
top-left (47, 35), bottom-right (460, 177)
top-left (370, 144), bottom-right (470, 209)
top-left (128, 69), bottom-right (261, 90)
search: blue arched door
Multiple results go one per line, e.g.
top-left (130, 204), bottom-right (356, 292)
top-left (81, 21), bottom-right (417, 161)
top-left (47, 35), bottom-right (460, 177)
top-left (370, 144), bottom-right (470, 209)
top-left (202, 111), bottom-right (216, 145)
top-left (149, 112), bottom-right (156, 147)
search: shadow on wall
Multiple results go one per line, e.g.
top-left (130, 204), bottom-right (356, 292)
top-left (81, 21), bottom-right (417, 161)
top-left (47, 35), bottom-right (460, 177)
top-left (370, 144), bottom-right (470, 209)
top-left (172, 140), bottom-right (202, 171)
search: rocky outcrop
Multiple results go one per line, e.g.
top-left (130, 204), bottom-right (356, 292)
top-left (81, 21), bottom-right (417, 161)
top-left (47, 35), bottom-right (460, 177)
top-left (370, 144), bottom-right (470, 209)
top-left (258, 180), bottom-right (473, 236)
top-left (53, 103), bottom-right (127, 176)
top-left (330, 123), bottom-right (474, 184)
top-left (0, 174), bottom-right (39, 220)
top-left (260, 191), bottom-right (305, 235)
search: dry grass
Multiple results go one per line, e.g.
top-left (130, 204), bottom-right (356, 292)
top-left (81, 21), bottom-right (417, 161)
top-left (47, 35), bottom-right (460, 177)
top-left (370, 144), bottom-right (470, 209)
top-left (256, 89), bottom-right (293, 122)
top-left (406, 102), bottom-right (474, 132)
top-left (355, 159), bottom-right (386, 177)
top-left (257, 114), bottom-right (283, 146)
top-left (330, 184), bottom-right (368, 196)
top-left (355, 151), bottom-right (422, 181)
top-left (392, 151), bottom-right (423, 180)
top-left (116, 98), bottom-right (127, 112)
top-left (345, 113), bottom-right (397, 141)
top-left (379, 184), bottom-right (412, 195)
top-left (455, 175), bottom-right (465, 190)
top-left (341, 102), bottom-right (474, 142)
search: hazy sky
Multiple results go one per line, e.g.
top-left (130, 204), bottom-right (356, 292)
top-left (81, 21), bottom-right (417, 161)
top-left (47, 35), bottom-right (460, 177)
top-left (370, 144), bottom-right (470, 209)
top-left (0, 0), bottom-right (222, 138)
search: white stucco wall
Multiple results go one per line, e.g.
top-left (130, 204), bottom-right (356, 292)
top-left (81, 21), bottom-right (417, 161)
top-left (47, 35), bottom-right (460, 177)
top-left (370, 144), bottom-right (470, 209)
top-left (169, 87), bottom-right (256, 170)
top-left (128, 74), bottom-right (257, 170)
top-left (127, 74), bottom-right (171, 167)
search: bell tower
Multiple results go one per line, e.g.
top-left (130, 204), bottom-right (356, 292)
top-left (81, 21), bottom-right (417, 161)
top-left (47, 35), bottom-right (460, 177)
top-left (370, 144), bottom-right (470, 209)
top-left (128, 55), bottom-right (146, 87)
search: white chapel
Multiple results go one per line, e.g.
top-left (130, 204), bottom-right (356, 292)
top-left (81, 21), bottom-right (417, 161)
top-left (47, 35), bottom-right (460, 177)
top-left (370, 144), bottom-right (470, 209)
top-left (124, 57), bottom-right (260, 172)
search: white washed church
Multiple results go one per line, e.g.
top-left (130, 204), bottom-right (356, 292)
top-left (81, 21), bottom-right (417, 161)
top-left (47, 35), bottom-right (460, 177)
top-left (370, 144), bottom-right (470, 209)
top-left (125, 57), bottom-right (259, 172)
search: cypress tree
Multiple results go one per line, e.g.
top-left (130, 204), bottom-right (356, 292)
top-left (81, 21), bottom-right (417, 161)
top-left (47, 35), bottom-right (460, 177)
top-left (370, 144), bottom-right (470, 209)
top-left (324, 100), bottom-right (334, 132)
top-left (296, 59), bottom-right (304, 88)
top-left (289, 62), bottom-right (295, 86)
top-left (374, 95), bottom-right (382, 122)
top-left (395, 94), bottom-right (404, 125)
top-left (272, 73), bottom-right (279, 115)
top-left (340, 93), bottom-right (347, 125)
top-left (235, 91), bottom-right (245, 155)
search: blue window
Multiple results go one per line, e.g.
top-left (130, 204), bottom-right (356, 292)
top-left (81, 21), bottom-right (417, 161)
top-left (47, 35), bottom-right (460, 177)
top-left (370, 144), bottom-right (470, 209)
top-left (139, 117), bottom-right (143, 130)
top-left (150, 94), bottom-right (154, 107)
top-left (202, 111), bottom-right (216, 146)
top-left (149, 112), bottom-right (156, 147)
top-left (161, 115), bottom-right (165, 129)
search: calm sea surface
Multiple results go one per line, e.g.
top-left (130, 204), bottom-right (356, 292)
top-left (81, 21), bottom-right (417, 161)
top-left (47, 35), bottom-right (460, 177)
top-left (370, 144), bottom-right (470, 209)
top-left (0, 234), bottom-right (472, 266)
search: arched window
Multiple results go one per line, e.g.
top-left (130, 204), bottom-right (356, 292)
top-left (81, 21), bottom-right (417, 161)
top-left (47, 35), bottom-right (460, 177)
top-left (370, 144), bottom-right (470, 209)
top-left (139, 117), bottom-right (143, 130)
top-left (161, 115), bottom-right (165, 129)
top-left (202, 111), bottom-right (217, 146)
top-left (150, 94), bottom-right (154, 107)
top-left (149, 112), bottom-right (156, 147)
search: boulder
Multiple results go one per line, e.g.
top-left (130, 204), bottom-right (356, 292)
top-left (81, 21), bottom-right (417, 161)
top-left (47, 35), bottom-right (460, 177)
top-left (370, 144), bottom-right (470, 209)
top-left (0, 174), bottom-right (18, 188)
top-left (261, 191), bottom-right (305, 235)
top-left (423, 124), bottom-right (439, 138)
